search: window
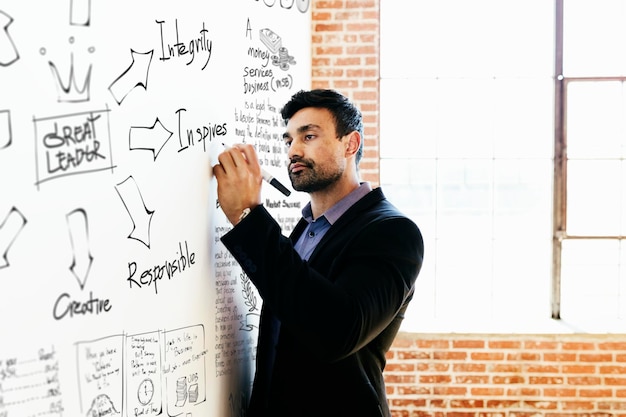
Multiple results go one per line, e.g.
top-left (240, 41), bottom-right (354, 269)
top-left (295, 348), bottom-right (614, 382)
top-left (380, 0), bottom-right (626, 332)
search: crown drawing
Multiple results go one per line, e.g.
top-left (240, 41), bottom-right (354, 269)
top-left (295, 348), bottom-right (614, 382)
top-left (48, 52), bottom-right (92, 103)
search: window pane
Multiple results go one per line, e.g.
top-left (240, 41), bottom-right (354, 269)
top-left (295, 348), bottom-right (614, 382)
top-left (380, 0), bottom-right (553, 78)
top-left (493, 78), bottom-right (554, 158)
top-left (380, 79), bottom-right (438, 159)
top-left (567, 81), bottom-right (626, 159)
top-left (567, 160), bottom-right (624, 236)
top-left (563, 0), bottom-right (626, 77)
top-left (380, 0), bottom-right (554, 330)
top-left (561, 240), bottom-right (622, 320)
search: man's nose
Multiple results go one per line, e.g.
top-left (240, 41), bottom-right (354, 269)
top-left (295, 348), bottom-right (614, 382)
top-left (287, 138), bottom-right (302, 160)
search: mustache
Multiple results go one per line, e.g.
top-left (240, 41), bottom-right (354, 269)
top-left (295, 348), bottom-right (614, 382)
top-left (289, 156), bottom-right (314, 168)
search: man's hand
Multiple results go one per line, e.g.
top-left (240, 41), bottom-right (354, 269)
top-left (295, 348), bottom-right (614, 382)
top-left (213, 144), bottom-right (263, 225)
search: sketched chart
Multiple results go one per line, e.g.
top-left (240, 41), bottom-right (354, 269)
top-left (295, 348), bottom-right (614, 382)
top-left (109, 49), bottom-right (154, 105)
top-left (129, 118), bottom-right (173, 161)
top-left (66, 208), bottom-right (93, 290)
top-left (0, 10), bottom-right (19, 66)
top-left (115, 176), bottom-right (154, 248)
top-left (0, 206), bottom-right (27, 270)
top-left (0, 346), bottom-right (64, 416)
top-left (0, 109), bottom-right (11, 149)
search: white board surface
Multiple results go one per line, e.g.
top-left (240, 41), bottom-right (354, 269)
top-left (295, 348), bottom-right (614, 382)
top-left (0, 1), bottom-right (310, 415)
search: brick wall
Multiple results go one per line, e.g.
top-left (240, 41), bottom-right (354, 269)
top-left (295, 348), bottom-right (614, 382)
top-left (310, 2), bottom-right (626, 417)
top-left (311, 0), bottom-right (380, 185)
top-left (386, 333), bottom-right (626, 417)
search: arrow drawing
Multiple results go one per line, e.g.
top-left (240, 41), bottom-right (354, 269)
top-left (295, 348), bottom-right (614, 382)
top-left (0, 207), bottom-right (27, 269)
top-left (0, 109), bottom-right (11, 149)
top-left (129, 118), bottom-right (173, 161)
top-left (108, 49), bottom-right (154, 105)
top-left (0, 10), bottom-right (19, 66)
top-left (115, 176), bottom-right (154, 248)
top-left (66, 208), bottom-right (93, 289)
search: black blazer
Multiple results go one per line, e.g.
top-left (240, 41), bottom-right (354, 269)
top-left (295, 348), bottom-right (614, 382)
top-left (222, 187), bottom-right (424, 417)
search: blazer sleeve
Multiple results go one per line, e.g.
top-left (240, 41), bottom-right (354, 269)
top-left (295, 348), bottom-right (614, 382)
top-left (221, 203), bottom-right (424, 363)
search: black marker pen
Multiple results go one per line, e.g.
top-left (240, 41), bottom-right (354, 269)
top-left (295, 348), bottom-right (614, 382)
top-left (221, 143), bottom-right (291, 196)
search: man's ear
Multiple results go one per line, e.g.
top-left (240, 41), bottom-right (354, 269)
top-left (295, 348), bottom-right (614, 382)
top-left (345, 131), bottom-right (361, 157)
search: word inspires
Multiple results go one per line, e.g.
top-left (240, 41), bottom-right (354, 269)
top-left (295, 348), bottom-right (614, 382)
top-left (127, 241), bottom-right (196, 294)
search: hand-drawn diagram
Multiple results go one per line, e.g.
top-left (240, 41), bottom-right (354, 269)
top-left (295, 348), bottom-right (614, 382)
top-left (0, 10), bottom-right (19, 66)
top-left (76, 335), bottom-right (124, 416)
top-left (44, 36), bottom-right (94, 103)
top-left (70, 0), bottom-right (91, 26)
top-left (138, 378), bottom-right (155, 405)
top-left (1, 1), bottom-right (309, 415)
top-left (239, 272), bottom-right (260, 331)
top-left (66, 208), bottom-right (93, 290)
top-left (164, 325), bottom-right (207, 416)
top-left (109, 49), bottom-right (154, 105)
top-left (85, 394), bottom-right (121, 417)
top-left (115, 176), bottom-right (154, 248)
top-left (129, 118), bottom-right (173, 161)
top-left (0, 206), bottom-right (27, 270)
top-left (33, 108), bottom-right (115, 188)
top-left (127, 332), bottom-right (162, 416)
top-left (260, 28), bottom-right (296, 71)
top-left (0, 346), bottom-right (63, 416)
top-left (0, 109), bottom-right (12, 149)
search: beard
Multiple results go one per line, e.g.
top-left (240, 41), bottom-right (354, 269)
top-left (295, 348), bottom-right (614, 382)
top-left (288, 157), bottom-right (344, 193)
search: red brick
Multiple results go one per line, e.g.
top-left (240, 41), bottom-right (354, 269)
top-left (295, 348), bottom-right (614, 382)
top-left (488, 341), bottom-right (521, 349)
top-left (454, 340), bottom-right (485, 349)
top-left (562, 400), bottom-right (595, 410)
top-left (580, 353), bottom-right (614, 362)
top-left (470, 352), bottom-right (504, 361)
top-left (544, 352), bottom-right (576, 361)
top-left (562, 342), bottom-right (596, 350)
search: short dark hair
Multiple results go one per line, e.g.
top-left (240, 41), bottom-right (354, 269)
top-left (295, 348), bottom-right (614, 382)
top-left (281, 89), bottom-right (364, 165)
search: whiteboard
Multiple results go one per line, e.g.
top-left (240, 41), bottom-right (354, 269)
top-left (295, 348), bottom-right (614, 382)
top-left (0, 0), bottom-right (310, 415)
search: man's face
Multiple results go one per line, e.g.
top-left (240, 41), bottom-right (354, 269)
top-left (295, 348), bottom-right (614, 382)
top-left (283, 107), bottom-right (347, 193)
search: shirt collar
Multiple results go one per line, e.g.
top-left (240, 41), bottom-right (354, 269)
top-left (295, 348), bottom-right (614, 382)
top-left (301, 182), bottom-right (373, 225)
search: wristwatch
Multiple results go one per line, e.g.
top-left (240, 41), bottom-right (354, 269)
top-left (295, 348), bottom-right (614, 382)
top-left (238, 207), bottom-right (251, 223)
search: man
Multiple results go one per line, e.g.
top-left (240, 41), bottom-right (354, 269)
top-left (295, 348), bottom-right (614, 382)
top-left (213, 89), bottom-right (423, 417)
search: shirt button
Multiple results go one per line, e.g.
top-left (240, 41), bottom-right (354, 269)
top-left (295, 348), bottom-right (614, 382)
top-left (308, 231), bottom-right (315, 238)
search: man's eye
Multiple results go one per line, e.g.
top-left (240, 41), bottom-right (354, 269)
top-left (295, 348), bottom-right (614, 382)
top-left (304, 135), bottom-right (314, 141)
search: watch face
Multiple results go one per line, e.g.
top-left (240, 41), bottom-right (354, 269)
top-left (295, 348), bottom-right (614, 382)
top-left (138, 378), bottom-right (155, 405)
top-left (296, 0), bottom-right (310, 12)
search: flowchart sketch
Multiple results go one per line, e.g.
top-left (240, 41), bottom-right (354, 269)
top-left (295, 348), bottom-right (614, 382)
top-left (0, 206), bottom-right (27, 270)
top-left (126, 332), bottom-right (163, 416)
top-left (0, 346), bottom-right (63, 416)
top-left (66, 208), bottom-right (94, 289)
top-left (164, 325), bottom-right (207, 415)
top-left (109, 49), bottom-right (154, 105)
top-left (0, 10), bottom-right (19, 66)
top-left (115, 176), bottom-right (154, 248)
top-left (33, 109), bottom-right (115, 187)
top-left (76, 335), bottom-right (124, 415)
top-left (0, 109), bottom-right (11, 149)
